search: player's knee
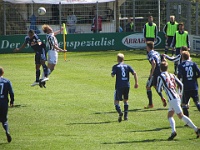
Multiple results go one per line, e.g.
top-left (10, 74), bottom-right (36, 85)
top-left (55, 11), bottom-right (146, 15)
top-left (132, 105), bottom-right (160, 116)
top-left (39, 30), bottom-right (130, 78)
top-left (177, 113), bottom-right (183, 119)
top-left (146, 86), bottom-right (151, 90)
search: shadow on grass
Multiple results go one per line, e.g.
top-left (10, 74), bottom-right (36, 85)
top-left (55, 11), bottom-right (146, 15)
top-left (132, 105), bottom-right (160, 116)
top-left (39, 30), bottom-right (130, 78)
top-left (9, 104), bottom-right (27, 108)
top-left (0, 142), bottom-right (8, 145)
top-left (102, 138), bottom-right (179, 144)
top-left (124, 58), bottom-right (147, 62)
top-left (66, 121), bottom-right (115, 125)
top-left (129, 126), bottom-right (184, 133)
top-left (94, 108), bottom-right (167, 115)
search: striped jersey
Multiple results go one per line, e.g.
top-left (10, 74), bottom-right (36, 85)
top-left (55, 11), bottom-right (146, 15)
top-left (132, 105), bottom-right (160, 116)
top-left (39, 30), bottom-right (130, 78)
top-left (46, 33), bottom-right (58, 50)
top-left (157, 71), bottom-right (183, 101)
top-left (147, 50), bottom-right (161, 76)
top-left (165, 54), bottom-right (182, 65)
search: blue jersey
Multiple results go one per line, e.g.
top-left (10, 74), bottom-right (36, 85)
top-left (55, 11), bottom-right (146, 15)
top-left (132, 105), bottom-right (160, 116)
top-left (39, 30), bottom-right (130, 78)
top-left (0, 77), bottom-right (14, 104)
top-left (25, 34), bottom-right (45, 52)
top-left (178, 60), bottom-right (200, 91)
top-left (147, 50), bottom-right (161, 76)
top-left (111, 63), bottom-right (134, 89)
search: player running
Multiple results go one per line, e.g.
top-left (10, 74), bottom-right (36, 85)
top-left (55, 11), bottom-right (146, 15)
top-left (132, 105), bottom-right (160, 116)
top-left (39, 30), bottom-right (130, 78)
top-left (14, 30), bottom-right (49, 86)
top-left (41, 24), bottom-right (67, 83)
top-left (0, 67), bottom-right (14, 143)
top-left (178, 51), bottom-right (200, 118)
top-left (145, 41), bottom-right (166, 109)
top-left (157, 61), bottom-right (200, 140)
top-left (163, 46), bottom-right (189, 74)
top-left (111, 53), bottom-right (138, 122)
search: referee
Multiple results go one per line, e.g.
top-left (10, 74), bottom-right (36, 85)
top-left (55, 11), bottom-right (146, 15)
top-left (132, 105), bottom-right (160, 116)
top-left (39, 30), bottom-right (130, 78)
top-left (0, 67), bottom-right (14, 143)
top-left (163, 15), bottom-right (178, 55)
top-left (143, 15), bottom-right (157, 43)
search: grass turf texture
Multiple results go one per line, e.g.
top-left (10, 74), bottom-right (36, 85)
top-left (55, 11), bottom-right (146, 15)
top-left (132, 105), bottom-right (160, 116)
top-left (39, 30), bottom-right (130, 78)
top-left (0, 50), bottom-right (200, 150)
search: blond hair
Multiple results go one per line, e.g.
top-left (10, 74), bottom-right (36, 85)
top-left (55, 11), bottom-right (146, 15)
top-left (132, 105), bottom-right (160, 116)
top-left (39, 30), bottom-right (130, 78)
top-left (42, 24), bottom-right (53, 33)
top-left (117, 53), bottom-right (124, 62)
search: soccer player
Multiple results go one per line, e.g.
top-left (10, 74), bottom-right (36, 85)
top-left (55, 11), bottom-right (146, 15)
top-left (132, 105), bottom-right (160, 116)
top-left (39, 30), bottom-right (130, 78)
top-left (14, 30), bottom-right (49, 86)
top-left (143, 15), bottom-right (157, 43)
top-left (41, 24), bottom-right (67, 82)
top-left (145, 41), bottom-right (166, 109)
top-left (0, 67), bottom-right (14, 143)
top-left (157, 61), bottom-right (200, 140)
top-left (111, 53), bottom-right (138, 122)
top-left (163, 15), bottom-right (178, 55)
top-left (163, 46), bottom-right (189, 75)
top-left (178, 51), bottom-right (200, 118)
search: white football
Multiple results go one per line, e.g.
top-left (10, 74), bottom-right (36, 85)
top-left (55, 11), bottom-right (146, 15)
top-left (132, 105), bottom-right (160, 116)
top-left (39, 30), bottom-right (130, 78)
top-left (38, 7), bottom-right (46, 16)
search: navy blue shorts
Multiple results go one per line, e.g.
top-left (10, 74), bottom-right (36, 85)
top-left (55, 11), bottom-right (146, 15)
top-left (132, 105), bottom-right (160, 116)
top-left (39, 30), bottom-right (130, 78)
top-left (0, 101), bottom-right (8, 123)
top-left (35, 48), bottom-right (47, 64)
top-left (182, 90), bottom-right (199, 104)
top-left (166, 36), bottom-right (173, 47)
top-left (146, 38), bottom-right (155, 42)
top-left (175, 48), bottom-right (181, 55)
top-left (114, 87), bottom-right (130, 101)
top-left (146, 75), bottom-right (158, 87)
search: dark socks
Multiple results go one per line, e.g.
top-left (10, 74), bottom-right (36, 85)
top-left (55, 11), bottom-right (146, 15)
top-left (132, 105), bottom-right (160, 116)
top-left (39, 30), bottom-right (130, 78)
top-left (194, 101), bottom-right (200, 111)
top-left (147, 90), bottom-right (153, 105)
top-left (182, 106), bottom-right (189, 117)
top-left (42, 64), bottom-right (48, 77)
top-left (115, 104), bottom-right (122, 114)
top-left (2, 122), bottom-right (9, 133)
top-left (174, 63), bottom-right (177, 75)
top-left (124, 104), bottom-right (129, 118)
top-left (165, 48), bottom-right (168, 54)
top-left (36, 70), bottom-right (40, 82)
top-left (157, 92), bottom-right (163, 99)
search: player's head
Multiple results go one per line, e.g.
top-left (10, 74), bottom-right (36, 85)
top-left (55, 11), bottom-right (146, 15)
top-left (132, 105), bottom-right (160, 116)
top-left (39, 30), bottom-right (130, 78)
top-left (160, 61), bottom-right (168, 72)
top-left (182, 51), bottom-right (190, 61)
top-left (117, 53), bottom-right (124, 63)
top-left (180, 46), bottom-right (188, 54)
top-left (0, 67), bottom-right (4, 77)
top-left (148, 15), bottom-right (153, 22)
top-left (170, 15), bottom-right (175, 22)
top-left (178, 22), bottom-right (184, 30)
top-left (42, 24), bottom-right (53, 34)
top-left (28, 30), bottom-right (35, 38)
top-left (146, 41), bottom-right (154, 52)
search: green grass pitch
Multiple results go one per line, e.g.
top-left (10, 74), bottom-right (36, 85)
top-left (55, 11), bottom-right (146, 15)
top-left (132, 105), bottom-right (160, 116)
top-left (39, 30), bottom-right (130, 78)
top-left (0, 50), bottom-right (200, 150)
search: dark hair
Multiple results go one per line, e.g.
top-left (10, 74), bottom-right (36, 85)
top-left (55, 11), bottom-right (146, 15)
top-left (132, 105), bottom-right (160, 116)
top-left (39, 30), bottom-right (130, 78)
top-left (0, 67), bottom-right (4, 76)
top-left (28, 29), bottom-right (35, 34)
top-left (146, 41), bottom-right (154, 49)
top-left (182, 51), bottom-right (190, 60)
top-left (160, 61), bottom-right (168, 72)
top-left (181, 46), bottom-right (188, 52)
top-left (178, 22), bottom-right (184, 26)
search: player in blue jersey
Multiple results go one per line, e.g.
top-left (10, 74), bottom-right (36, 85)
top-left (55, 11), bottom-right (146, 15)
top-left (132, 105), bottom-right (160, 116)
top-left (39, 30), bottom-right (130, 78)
top-left (14, 30), bottom-right (49, 87)
top-left (0, 67), bottom-right (14, 143)
top-left (157, 61), bottom-right (200, 140)
top-left (111, 53), bottom-right (138, 122)
top-left (163, 46), bottom-right (189, 75)
top-left (145, 41), bottom-right (167, 109)
top-left (178, 51), bottom-right (200, 118)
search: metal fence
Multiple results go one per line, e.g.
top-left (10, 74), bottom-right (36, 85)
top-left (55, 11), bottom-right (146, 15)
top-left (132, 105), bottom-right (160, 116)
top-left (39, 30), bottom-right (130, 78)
top-left (0, 0), bottom-right (200, 35)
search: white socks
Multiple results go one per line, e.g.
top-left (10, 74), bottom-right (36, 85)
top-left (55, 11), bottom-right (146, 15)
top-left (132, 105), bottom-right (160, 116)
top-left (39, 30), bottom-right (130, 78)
top-left (168, 117), bottom-right (176, 133)
top-left (181, 115), bottom-right (198, 132)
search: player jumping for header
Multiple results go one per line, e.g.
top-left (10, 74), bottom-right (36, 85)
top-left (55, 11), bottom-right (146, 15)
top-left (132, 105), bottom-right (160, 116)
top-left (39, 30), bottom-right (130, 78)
top-left (111, 53), bottom-right (138, 122)
top-left (14, 30), bottom-right (49, 87)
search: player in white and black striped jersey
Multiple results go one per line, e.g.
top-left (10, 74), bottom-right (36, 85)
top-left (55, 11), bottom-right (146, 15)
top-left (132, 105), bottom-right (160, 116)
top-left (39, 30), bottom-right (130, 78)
top-left (41, 24), bottom-right (67, 83)
top-left (157, 61), bottom-right (200, 140)
top-left (163, 46), bottom-right (189, 75)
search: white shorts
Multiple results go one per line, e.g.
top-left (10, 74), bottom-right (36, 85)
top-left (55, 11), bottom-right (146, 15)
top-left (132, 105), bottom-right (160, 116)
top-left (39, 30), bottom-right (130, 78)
top-left (48, 50), bottom-right (58, 64)
top-left (168, 98), bottom-right (182, 114)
